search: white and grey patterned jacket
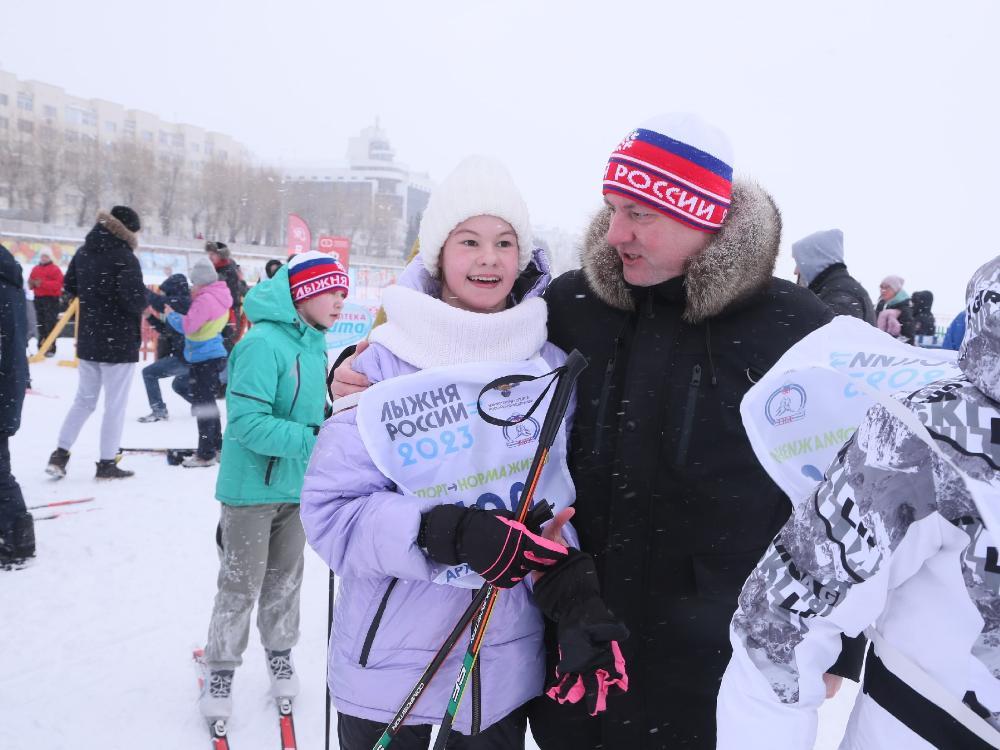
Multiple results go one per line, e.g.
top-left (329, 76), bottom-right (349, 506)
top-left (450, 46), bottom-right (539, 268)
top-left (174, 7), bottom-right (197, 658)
top-left (717, 255), bottom-right (1000, 749)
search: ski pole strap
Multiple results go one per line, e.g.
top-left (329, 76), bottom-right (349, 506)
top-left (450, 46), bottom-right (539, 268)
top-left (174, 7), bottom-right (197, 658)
top-left (474, 350), bottom-right (588, 435)
top-left (476, 369), bottom-right (561, 428)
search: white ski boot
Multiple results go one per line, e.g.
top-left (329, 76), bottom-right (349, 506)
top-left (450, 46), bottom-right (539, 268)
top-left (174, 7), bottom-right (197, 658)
top-left (265, 649), bottom-right (299, 700)
top-left (199, 669), bottom-right (234, 720)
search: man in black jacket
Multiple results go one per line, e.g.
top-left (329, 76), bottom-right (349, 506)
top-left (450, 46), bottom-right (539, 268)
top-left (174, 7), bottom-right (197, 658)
top-left (529, 115), bottom-right (853, 749)
top-left (45, 207), bottom-right (147, 480)
top-left (0, 243), bottom-right (35, 567)
top-left (791, 228), bottom-right (876, 324)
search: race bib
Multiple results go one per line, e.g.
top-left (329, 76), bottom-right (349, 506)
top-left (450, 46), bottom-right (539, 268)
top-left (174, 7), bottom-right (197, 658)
top-left (741, 317), bottom-right (959, 506)
top-left (356, 357), bottom-right (575, 588)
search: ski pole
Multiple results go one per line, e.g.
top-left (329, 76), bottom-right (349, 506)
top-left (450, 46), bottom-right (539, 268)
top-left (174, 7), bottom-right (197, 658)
top-left (325, 569), bottom-right (335, 750)
top-left (431, 349), bottom-right (587, 749)
top-left (369, 350), bottom-right (587, 749)
top-left (27, 497), bottom-right (95, 511)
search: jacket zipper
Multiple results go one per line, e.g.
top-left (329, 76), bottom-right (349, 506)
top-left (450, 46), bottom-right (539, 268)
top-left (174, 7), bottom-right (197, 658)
top-left (675, 364), bottom-right (702, 467)
top-left (264, 355), bottom-right (303, 487)
top-left (359, 578), bottom-right (398, 667)
top-left (471, 594), bottom-right (482, 734)
top-left (290, 354), bottom-right (302, 412)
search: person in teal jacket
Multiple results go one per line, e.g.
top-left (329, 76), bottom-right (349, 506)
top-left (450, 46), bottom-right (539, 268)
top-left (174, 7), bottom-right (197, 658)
top-left (199, 251), bottom-right (349, 725)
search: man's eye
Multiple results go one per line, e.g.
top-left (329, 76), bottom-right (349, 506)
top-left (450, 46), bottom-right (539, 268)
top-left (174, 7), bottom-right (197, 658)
top-left (631, 211), bottom-right (650, 220)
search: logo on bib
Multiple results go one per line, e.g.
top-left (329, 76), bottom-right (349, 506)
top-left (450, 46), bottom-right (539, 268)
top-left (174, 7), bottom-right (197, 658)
top-left (503, 414), bottom-right (540, 448)
top-left (765, 384), bottom-right (807, 426)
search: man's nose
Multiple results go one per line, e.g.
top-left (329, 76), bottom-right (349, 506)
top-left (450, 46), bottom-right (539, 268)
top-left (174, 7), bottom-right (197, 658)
top-left (606, 210), bottom-right (633, 247)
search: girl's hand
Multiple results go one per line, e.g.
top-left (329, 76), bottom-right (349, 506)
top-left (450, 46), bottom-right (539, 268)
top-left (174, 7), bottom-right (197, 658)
top-left (532, 507), bottom-right (575, 582)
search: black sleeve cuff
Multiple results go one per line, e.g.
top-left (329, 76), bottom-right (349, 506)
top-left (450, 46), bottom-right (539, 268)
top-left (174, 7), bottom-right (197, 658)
top-left (827, 633), bottom-right (867, 682)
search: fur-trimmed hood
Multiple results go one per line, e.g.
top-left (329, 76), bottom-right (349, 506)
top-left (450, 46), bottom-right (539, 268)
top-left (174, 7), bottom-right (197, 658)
top-left (90, 210), bottom-right (139, 250)
top-left (580, 180), bottom-right (782, 322)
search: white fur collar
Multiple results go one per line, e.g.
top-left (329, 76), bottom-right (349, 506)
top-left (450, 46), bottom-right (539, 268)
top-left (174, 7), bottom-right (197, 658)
top-left (370, 285), bottom-right (548, 369)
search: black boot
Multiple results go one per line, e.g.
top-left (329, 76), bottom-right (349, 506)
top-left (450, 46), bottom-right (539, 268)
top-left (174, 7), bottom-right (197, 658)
top-left (95, 459), bottom-right (134, 480)
top-left (45, 448), bottom-right (71, 479)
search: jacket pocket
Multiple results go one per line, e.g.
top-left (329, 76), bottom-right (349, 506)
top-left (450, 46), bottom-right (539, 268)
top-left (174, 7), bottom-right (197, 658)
top-left (359, 578), bottom-right (398, 667)
top-left (264, 456), bottom-right (278, 486)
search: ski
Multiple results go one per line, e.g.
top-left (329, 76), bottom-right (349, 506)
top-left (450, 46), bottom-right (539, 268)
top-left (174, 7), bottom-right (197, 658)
top-left (27, 497), bottom-right (95, 511)
top-left (276, 697), bottom-right (298, 750)
top-left (34, 507), bottom-right (101, 521)
top-left (194, 648), bottom-right (232, 750)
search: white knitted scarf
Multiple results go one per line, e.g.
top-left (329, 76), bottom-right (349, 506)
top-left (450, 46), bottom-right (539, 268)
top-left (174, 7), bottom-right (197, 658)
top-left (369, 285), bottom-right (549, 369)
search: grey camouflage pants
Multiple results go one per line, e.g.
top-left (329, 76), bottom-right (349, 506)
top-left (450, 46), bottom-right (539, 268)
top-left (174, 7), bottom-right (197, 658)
top-left (204, 503), bottom-right (306, 671)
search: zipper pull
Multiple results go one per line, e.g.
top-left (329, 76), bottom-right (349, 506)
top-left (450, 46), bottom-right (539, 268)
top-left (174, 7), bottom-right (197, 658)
top-left (690, 364), bottom-right (702, 388)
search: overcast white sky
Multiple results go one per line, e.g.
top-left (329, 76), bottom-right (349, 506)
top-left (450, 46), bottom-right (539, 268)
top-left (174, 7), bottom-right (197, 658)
top-left (3, 0), bottom-right (997, 316)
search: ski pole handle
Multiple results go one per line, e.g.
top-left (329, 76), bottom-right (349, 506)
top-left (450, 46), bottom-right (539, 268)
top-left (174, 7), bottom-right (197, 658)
top-left (537, 349), bottom-right (587, 449)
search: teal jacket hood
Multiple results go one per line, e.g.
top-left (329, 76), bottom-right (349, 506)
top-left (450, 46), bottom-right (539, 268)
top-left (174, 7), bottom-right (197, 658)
top-left (243, 265), bottom-right (327, 346)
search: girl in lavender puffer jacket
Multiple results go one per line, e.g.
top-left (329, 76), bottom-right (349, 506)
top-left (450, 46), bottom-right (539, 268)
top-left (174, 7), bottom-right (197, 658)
top-left (301, 157), bottom-right (575, 749)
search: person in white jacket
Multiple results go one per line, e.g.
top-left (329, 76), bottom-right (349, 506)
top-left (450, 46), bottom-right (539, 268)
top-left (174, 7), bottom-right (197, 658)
top-left (717, 254), bottom-right (1000, 750)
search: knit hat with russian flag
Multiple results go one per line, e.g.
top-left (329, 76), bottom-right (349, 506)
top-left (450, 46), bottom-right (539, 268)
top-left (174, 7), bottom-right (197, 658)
top-left (603, 114), bottom-right (734, 233)
top-left (287, 251), bottom-right (349, 303)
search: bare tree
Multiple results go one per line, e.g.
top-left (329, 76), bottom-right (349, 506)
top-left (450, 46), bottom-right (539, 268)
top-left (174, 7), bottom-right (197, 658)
top-left (107, 139), bottom-right (156, 217)
top-left (35, 127), bottom-right (71, 223)
top-left (157, 152), bottom-right (185, 235)
top-left (0, 131), bottom-right (37, 214)
top-left (65, 136), bottom-right (105, 226)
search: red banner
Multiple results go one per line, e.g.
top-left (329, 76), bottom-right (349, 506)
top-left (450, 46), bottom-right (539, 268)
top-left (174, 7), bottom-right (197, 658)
top-left (286, 214), bottom-right (312, 255)
top-left (317, 235), bottom-right (351, 270)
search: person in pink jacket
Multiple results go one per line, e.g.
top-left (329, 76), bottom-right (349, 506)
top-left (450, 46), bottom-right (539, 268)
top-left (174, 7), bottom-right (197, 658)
top-left (164, 259), bottom-right (232, 467)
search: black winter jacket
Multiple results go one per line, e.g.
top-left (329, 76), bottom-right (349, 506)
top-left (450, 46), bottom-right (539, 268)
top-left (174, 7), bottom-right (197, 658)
top-left (146, 273), bottom-right (190, 361)
top-left (0, 244), bottom-right (28, 435)
top-left (808, 263), bottom-right (876, 324)
top-left (64, 212), bottom-right (148, 363)
top-left (540, 183), bottom-right (835, 749)
top-left (910, 290), bottom-right (936, 339)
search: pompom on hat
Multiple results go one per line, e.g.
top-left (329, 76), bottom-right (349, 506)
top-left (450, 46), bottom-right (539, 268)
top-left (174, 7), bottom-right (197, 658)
top-left (603, 113), bottom-right (735, 233)
top-left (287, 251), bottom-right (349, 303)
top-left (418, 156), bottom-right (533, 278)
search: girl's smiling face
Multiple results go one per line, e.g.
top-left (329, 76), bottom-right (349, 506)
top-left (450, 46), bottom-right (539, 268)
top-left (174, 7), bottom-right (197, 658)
top-left (439, 215), bottom-right (520, 313)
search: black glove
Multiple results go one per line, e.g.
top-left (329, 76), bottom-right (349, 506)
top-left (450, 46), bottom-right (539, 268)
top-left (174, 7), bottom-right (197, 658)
top-left (533, 550), bottom-right (629, 715)
top-left (419, 504), bottom-right (567, 588)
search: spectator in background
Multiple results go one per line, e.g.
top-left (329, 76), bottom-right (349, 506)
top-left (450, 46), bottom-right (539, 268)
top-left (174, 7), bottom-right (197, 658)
top-left (165, 260), bottom-right (232, 468)
top-left (205, 241), bottom-right (246, 351)
top-left (875, 275), bottom-right (915, 343)
top-left (0, 243), bottom-right (35, 568)
top-left (942, 310), bottom-right (967, 351)
top-left (27, 252), bottom-right (64, 357)
top-left (791, 228), bottom-right (875, 324)
top-left (138, 273), bottom-right (192, 423)
top-left (264, 259), bottom-right (283, 279)
top-left (911, 290), bottom-right (937, 341)
top-left (46, 207), bottom-right (147, 481)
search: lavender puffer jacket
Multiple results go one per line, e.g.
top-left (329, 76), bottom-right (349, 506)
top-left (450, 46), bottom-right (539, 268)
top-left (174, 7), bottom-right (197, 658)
top-left (300, 252), bottom-right (574, 734)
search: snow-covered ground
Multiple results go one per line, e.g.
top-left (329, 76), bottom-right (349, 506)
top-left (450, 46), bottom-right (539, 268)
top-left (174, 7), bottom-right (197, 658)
top-left (2, 342), bottom-right (857, 749)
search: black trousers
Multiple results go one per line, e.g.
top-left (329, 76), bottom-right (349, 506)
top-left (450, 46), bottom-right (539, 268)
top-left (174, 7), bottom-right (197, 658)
top-left (33, 296), bottom-right (60, 347)
top-left (0, 435), bottom-right (35, 563)
top-left (337, 707), bottom-right (527, 750)
top-left (190, 358), bottom-right (225, 459)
